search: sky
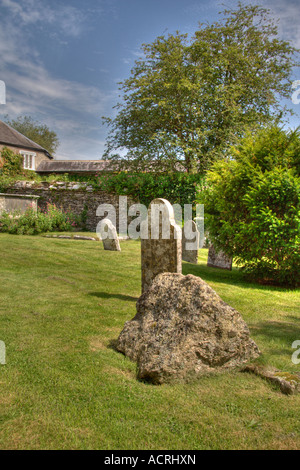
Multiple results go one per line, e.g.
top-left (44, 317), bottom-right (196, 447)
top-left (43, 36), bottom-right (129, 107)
top-left (0, 0), bottom-right (299, 160)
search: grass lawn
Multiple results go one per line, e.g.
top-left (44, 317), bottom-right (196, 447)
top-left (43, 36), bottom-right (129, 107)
top-left (0, 233), bottom-right (299, 450)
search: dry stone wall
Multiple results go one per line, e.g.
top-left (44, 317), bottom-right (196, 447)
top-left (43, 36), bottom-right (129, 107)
top-left (4, 181), bottom-right (135, 232)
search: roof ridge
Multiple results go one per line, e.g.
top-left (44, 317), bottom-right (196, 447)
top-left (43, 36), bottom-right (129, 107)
top-left (0, 120), bottom-right (52, 158)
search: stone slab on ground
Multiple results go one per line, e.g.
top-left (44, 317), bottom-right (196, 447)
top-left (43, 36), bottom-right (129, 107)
top-left (242, 364), bottom-right (300, 395)
top-left (73, 235), bottom-right (97, 241)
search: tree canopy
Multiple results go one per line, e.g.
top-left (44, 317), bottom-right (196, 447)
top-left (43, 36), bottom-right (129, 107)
top-left (103, 3), bottom-right (299, 173)
top-left (5, 115), bottom-right (59, 156)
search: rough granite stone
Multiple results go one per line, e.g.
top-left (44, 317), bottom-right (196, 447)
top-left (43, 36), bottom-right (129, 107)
top-left (117, 273), bottom-right (260, 384)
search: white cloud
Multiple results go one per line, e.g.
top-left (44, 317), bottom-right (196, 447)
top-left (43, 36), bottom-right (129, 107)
top-left (0, 0), bottom-right (88, 37)
top-left (0, 0), bottom-right (114, 158)
top-left (1, 61), bottom-right (114, 158)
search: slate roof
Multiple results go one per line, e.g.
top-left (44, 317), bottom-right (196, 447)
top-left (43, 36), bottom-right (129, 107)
top-left (0, 120), bottom-right (52, 158)
top-left (36, 159), bottom-right (112, 173)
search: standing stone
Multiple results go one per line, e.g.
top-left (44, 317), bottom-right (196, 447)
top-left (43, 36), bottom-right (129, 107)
top-left (99, 218), bottom-right (121, 251)
top-left (141, 198), bottom-right (181, 293)
top-left (117, 273), bottom-right (260, 384)
top-left (207, 244), bottom-right (232, 270)
top-left (182, 220), bottom-right (199, 264)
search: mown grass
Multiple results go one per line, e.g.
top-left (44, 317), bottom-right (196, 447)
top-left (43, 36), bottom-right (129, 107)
top-left (0, 233), bottom-right (299, 450)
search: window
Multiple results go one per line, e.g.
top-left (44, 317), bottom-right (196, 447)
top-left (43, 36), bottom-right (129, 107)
top-left (20, 151), bottom-right (36, 170)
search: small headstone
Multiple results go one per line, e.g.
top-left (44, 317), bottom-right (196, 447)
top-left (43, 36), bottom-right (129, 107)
top-left (141, 198), bottom-right (181, 293)
top-left (182, 220), bottom-right (199, 264)
top-left (99, 219), bottom-right (121, 251)
top-left (207, 244), bottom-right (232, 270)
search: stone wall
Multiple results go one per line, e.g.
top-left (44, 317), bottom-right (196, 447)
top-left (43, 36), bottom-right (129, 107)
top-left (4, 181), bottom-right (135, 232)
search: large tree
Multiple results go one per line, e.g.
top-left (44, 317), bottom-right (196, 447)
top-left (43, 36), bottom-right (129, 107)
top-left (5, 115), bottom-right (59, 155)
top-left (103, 3), bottom-right (299, 173)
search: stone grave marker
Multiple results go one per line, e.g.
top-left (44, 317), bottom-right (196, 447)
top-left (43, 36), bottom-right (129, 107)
top-left (141, 198), bottom-right (181, 292)
top-left (207, 244), bottom-right (232, 270)
top-left (98, 218), bottom-right (121, 251)
top-left (182, 220), bottom-right (199, 264)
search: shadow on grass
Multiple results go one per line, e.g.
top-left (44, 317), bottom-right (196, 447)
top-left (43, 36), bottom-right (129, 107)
top-left (89, 291), bottom-right (138, 302)
top-left (108, 338), bottom-right (120, 352)
top-left (183, 262), bottom-right (294, 293)
top-left (250, 319), bottom-right (300, 356)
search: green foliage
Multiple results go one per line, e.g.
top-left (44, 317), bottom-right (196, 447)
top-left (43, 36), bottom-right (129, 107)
top-left (0, 147), bottom-right (23, 176)
top-left (0, 174), bottom-right (17, 192)
top-left (231, 126), bottom-right (300, 176)
top-left (4, 115), bottom-right (59, 155)
top-left (79, 203), bottom-right (89, 231)
top-left (103, 3), bottom-right (299, 173)
top-left (0, 166), bottom-right (204, 208)
top-left (200, 126), bottom-right (300, 287)
top-left (0, 203), bottom-right (80, 235)
top-left (95, 172), bottom-right (204, 207)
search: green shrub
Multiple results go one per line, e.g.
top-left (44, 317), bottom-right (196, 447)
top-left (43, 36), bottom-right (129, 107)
top-left (0, 147), bottom-right (23, 176)
top-left (0, 203), bottom-right (79, 235)
top-left (200, 126), bottom-right (300, 287)
top-left (0, 174), bottom-right (16, 192)
top-left (95, 172), bottom-right (205, 207)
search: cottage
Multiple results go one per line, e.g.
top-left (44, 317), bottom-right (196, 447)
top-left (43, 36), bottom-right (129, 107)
top-left (0, 120), bottom-right (52, 171)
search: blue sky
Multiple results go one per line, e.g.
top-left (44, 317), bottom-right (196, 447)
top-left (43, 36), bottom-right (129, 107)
top-left (0, 0), bottom-right (299, 160)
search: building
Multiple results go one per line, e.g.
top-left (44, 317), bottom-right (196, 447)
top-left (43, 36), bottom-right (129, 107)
top-left (36, 159), bottom-right (112, 176)
top-left (0, 120), bottom-right (52, 171)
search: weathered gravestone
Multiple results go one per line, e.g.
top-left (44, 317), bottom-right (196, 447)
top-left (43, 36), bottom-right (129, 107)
top-left (141, 198), bottom-right (181, 293)
top-left (0, 193), bottom-right (39, 216)
top-left (207, 244), bottom-right (232, 270)
top-left (117, 273), bottom-right (260, 384)
top-left (98, 218), bottom-right (121, 251)
top-left (182, 220), bottom-right (199, 264)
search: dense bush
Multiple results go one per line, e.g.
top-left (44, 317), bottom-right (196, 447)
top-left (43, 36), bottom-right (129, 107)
top-left (200, 126), bottom-right (300, 287)
top-left (0, 166), bottom-right (205, 208)
top-left (0, 203), bottom-right (80, 235)
top-left (95, 172), bottom-right (205, 207)
top-left (0, 147), bottom-right (23, 176)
